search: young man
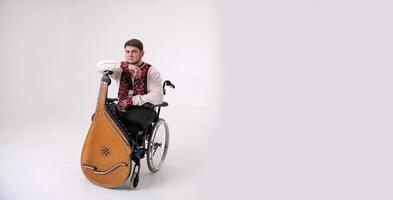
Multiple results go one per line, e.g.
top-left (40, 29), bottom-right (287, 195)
top-left (96, 39), bottom-right (164, 111)
top-left (96, 39), bottom-right (164, 138)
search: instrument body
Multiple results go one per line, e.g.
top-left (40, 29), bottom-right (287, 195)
top-left (81, 73), bottom-right (132, 188)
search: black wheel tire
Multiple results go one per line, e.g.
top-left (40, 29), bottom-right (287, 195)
top-left (133, 175), bottom-right (139, 188)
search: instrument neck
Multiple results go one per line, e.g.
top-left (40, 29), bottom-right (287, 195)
top-left (95, 82), bottom-right (108, 115)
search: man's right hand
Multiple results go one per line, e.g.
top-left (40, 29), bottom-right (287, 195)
top-left (128, 64), bottom-right (142, 78)
top-left (117, 99), bottom-right (129, 111)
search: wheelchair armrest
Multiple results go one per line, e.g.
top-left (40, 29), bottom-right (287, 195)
top-left (156, 102), bottom-right (169, 107)
top-left (106, 98), bottom-right (118, 103)
top-left (142, 102), bottom-right (169, 109)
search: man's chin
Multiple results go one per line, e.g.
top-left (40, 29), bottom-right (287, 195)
top-left (128, 60), bottom-right (140, 65)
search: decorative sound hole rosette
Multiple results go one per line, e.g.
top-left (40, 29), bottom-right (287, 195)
top-left (101, 146), bottom-right (111, 156)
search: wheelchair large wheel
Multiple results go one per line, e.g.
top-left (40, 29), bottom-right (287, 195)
top-left (147, 119), bottom-right (169, 172)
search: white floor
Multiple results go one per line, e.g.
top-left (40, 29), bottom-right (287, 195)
top-left (2, 102), bottom-right (393, 200)
top-left (0, 106), bottom-right (216, 200)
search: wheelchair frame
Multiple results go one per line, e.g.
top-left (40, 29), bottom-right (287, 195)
top-left (100, 74), bottom-right (175, 189)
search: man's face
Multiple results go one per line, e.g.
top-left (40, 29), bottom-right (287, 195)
top-left (125, 45), bottom-right (144, 64)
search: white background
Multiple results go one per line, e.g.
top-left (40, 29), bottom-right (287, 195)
top-left (0, 0), bottom-right (220, 199)
top-left (1, 0), bottom-right (393, 199)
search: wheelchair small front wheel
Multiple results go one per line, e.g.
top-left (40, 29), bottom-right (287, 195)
top-left (147, 119), bottom-right (169, 172)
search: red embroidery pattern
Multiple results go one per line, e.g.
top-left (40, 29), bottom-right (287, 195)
top-left (133, 63), bottom-right (151, 95)
top-left (117, 62), bottom-right (151, 109)
top-left (117, 61), bottom-right (133, 109)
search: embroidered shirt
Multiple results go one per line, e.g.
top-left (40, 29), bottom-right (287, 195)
top-left (96, 60), bottom-right (164, 107)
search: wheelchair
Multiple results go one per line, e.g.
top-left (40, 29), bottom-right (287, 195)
top-left (90, 71), bottom-right (175, 189)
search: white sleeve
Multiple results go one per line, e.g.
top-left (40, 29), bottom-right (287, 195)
top-left (96, 59), bottom-right (123, 80)
top-left (132, 67), bottom-right (164, 106)
top-left (96, 59), bottom-right (122, 73)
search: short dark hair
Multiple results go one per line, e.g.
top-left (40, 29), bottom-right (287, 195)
top-left (124, 39), bottom-right (143, 51)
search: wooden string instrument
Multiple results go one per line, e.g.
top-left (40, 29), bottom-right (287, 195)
top-left (80, 71), bottom-right (132, 188)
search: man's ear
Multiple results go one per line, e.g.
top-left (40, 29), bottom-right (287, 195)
top-left (141, 50), bottom-right (145, 57)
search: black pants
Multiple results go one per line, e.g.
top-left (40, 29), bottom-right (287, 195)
top-left (117, 107), bottom-right (157, 129)
top-left (108, 103), bottom-right (158, 145)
